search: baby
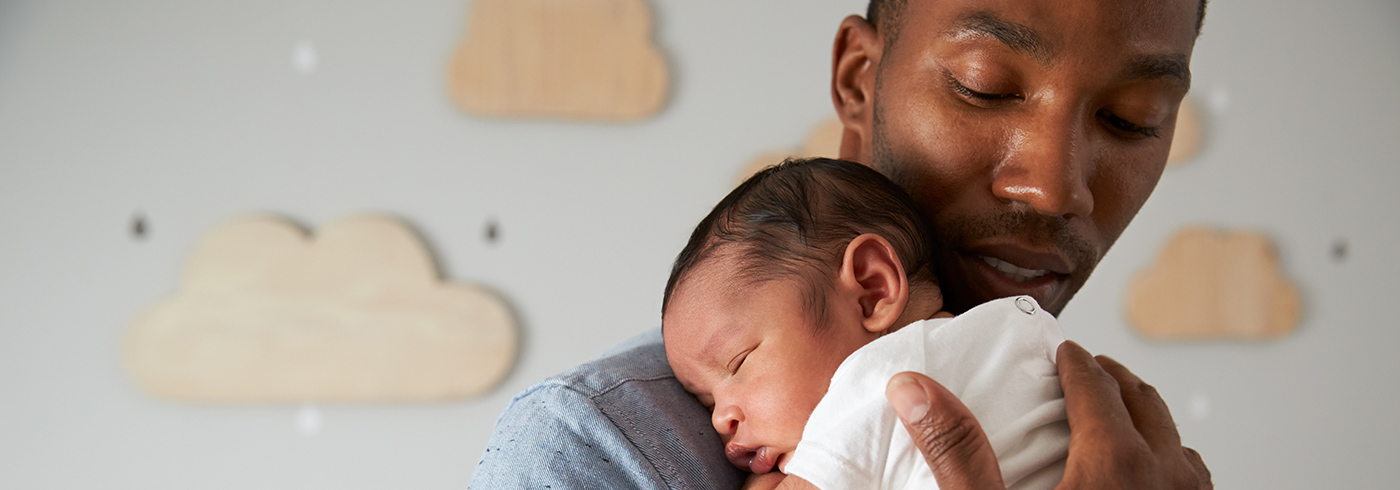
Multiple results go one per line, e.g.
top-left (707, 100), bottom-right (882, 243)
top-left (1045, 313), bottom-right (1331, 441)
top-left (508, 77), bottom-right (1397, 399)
top-left (661, 158), bottom-right (1070, 490)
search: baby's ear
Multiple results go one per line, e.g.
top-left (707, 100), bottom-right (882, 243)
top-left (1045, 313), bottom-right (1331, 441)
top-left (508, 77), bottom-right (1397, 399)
top-left (837, 234), bottom-right (909, 334)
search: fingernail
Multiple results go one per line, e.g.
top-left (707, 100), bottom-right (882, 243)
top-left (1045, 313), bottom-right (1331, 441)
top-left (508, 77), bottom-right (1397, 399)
top-left (886, 376), bottom-right (929, 422)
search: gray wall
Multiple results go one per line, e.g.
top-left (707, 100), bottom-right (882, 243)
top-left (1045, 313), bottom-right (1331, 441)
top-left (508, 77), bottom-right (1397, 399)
top-left (1, 0), bottom-right (1396, 488)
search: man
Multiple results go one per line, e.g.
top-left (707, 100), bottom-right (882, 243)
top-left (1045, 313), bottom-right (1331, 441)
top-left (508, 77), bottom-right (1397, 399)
top-left (469, 0), bottom-right (1212, 488)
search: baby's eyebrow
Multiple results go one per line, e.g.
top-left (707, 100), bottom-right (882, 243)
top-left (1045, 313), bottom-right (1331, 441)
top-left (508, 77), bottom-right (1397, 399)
top-left (695, 329), bottom-right (730, 370)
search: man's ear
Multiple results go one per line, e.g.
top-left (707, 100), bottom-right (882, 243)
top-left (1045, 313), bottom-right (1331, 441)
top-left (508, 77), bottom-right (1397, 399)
top-left (836, 234), bottom-right (909, 334)
top-left (831, 15), bottom-right (882, 164)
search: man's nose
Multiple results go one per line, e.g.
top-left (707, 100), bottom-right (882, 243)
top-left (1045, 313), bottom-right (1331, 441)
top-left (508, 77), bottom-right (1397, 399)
top-left (992, 113), bottom-right (1095, 217)
top-left (712, 404), bottom-right (741, 437)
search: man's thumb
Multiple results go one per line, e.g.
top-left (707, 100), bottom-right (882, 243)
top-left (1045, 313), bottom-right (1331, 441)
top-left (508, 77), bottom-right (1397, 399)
top-left (886, 372), bottom-right (1006, 490)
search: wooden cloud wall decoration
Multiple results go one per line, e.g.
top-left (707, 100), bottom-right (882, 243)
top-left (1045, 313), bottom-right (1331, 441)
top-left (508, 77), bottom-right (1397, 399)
top-left (124, 215), bottom-right (517, 403)
top-left (1127, 226), bottom-right (1302, 341)
top-left (447, 0), bottom-right (669, 121)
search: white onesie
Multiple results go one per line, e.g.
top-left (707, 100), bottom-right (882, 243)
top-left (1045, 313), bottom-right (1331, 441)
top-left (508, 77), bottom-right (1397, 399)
top-left (783, 296), bottom-right (1070, 490)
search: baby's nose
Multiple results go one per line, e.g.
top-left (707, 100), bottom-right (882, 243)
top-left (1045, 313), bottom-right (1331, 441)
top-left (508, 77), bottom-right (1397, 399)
top-left (711, 405), bottom-right (741, 436)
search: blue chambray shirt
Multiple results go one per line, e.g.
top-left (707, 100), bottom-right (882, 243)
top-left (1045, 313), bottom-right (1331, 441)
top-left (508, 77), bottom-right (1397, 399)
top-left (469, 329), bottom-right (746, 489)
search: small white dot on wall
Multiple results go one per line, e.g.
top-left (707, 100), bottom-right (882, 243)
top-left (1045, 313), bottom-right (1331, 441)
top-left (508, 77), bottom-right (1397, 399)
top-left (292, 40), bottom-right (318, 74)
top-left (1206, 86), bottom-right (1230, 116)
top-left (1187, 391), bottom-right (1211, 421)
top-left (297, 404), bottom-right (323, 436)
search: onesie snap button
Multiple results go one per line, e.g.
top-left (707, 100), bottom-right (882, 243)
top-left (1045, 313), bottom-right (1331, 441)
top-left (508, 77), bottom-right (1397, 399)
top-left (1015, 296), bottom-right (1037, 315)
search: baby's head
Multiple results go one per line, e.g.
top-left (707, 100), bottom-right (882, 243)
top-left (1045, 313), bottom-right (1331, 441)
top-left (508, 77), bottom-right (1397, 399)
top-left (661, 157), bottom-right (946, 474)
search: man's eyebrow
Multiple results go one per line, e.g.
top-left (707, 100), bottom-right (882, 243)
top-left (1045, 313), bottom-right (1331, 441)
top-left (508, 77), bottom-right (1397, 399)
top-left (1123, 53), bottom-right (1193, 89)
top-left (945, 11), bottom-right (1052, 63)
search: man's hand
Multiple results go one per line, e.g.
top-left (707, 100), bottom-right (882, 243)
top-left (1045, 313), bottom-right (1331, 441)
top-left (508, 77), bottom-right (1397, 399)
top-left (884, 340), bottom-right (1212, 489)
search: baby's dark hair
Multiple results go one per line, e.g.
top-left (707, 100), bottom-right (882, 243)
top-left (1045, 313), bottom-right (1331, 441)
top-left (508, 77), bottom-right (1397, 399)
top-left (662, 157), bottom-right (939, 329)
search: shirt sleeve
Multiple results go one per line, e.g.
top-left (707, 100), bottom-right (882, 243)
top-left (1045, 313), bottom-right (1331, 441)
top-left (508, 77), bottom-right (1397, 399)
top-left (469, 329), bottom-right (746, 490)
top-left (468, 382), bottom-right (664, 489)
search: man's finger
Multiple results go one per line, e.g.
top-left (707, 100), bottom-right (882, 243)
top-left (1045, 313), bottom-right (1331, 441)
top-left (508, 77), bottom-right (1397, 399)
top-left (1054, 341), bottom-right (1159, 490)
top-left (1095, 354), bottom-right (1184, 456)
top-left (886, 371), bottom-right (1005, 490)
top-left (1056, 341), bottom-right (1137, 440)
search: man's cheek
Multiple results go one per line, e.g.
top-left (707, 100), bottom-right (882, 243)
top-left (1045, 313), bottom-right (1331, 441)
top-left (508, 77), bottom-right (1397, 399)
top-left (1094, 161), bottom-right (1165, 230)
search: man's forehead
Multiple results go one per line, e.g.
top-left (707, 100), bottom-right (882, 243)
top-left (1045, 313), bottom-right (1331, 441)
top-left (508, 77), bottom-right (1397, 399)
top-left (903, 0), bottom-right (1200, 48)
top-left (902, 0), bottom-right (1196, 88)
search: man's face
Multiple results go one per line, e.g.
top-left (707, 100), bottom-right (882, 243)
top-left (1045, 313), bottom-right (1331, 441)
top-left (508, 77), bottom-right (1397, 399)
top-left (835, 0), bottom-right (1199, 314)
top-left (663, 258), bottom-right (878, 475)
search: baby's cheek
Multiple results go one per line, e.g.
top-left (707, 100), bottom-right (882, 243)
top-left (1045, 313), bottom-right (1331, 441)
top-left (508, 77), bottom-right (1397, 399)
top-left (774, 388), bottom-right (825, 446)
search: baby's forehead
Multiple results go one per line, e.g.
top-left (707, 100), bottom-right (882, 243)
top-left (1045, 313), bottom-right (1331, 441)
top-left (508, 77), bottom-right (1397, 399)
top-left (674, 271), bottom-right (800, 317)
top-left (668, 252), bottom-right (753, 302)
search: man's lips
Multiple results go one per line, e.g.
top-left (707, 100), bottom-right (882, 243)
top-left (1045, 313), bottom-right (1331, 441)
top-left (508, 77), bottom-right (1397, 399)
top-left (952, 244), bottom-right (1077, 309)
top-left (725, 443), bottom-right (781, 474)
top-left (969, 244), bottom-right (1073, 276)
top-left (980, 256), bottom-right (1049, 283)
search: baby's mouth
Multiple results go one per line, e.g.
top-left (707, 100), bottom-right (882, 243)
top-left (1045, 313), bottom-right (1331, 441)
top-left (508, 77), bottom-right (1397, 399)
top-left (725, 443), bottom-right (781, 474)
